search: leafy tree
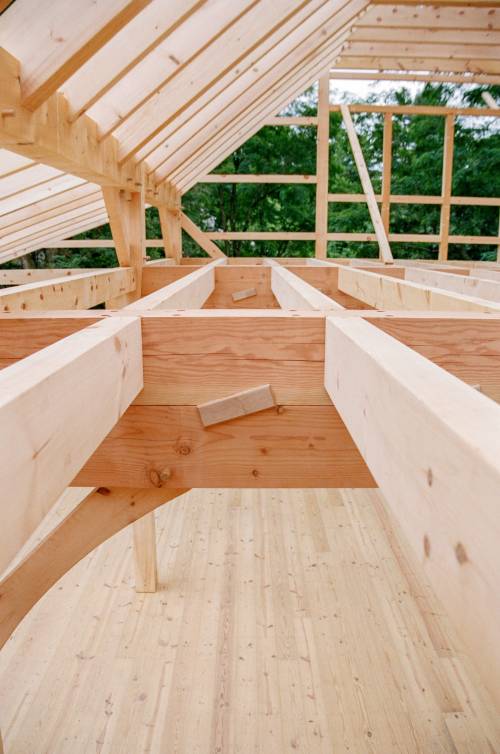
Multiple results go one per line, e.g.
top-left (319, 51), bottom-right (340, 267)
top-left (3, 83), bottom-right (499, 268)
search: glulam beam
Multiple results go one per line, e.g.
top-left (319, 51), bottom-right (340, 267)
top-left (324, 314), bottom-right (500, 708)
top-left (266, 260), bottom-right (343, 310)
top-left (0, 315), bottom-right (143, 572)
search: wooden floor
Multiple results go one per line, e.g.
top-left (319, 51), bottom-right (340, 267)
top-left (0, 489), bottom-right (498, 753)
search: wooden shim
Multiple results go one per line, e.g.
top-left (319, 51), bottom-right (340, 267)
top-left (269, 262), bottom-right (344, 311)
top-left (337, 266), bottom-right (500, 312)
top-left (180, 212), bottom-right (227, 259)
top-left (0, 268), bottom-right (136, 312)
top-left (0, 487), bottom-right (187, 647)
top-left (340, 104), bottom-right (393, 263)
top-left (406, 267), bottom-right (500, 304)
top-left (324, 314), bottom-right (500, 707)
top-left (0, 315), bottom-right (143, 572)
top-left (125, 259), bottom-right (225, 311)
top-left (197, 384), bottom-right (276, 427)
top-left (231, 287), bottom-right (257, 302)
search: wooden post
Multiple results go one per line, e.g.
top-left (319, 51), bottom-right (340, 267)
top-left (314, 74), bottom-right (330, 259)
top-left (159, 206), bottom-right (182, 264)
top-left (102, 184), bottom-right (146, 305)
top-left (439, 114), bottom-right (455, 262)
top-left (132, 511), bottom-right (158, 593)
top-left (496, 208), bottom-right (500, 263)
top-left (381, 112), bottom-right (393, 233)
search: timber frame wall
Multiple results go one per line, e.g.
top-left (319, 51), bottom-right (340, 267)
top-left (0, 1), bottom-right (499, 751)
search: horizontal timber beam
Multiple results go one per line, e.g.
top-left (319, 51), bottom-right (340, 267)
top-left (266, 260), bottom-right (344, 311)
top-left (405, 267), bottom-right (500, 303)
top-left (331, 103), bottom-right (500, 117)
top-left (0, 49), bottom-right (174, 206)
top-left (125, 259), bottom-right (226, 311)
top-left (0, 315), bottom-right (143, 572)
top-left (0, 268), bottom-right (136, 312)
top-left (324, 315), bottom-right (500, 708)
top-left (0, 268), bottom-right (102, 285)
top-left (337, 266), bottom-right (500, 312)
top-left (199, 174), bottom-right (317, 184)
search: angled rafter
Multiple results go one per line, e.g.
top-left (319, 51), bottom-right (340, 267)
top-left (0, 0), bottom-right (151, 110)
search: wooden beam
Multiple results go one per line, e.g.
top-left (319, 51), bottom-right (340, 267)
top-left (0, 268), bottom-right (136, 312)
top-left (337, 266), bottom-right (500, 312)
top-left (197, 384), bottom-right (276, 427)
top-left (0, 487), bottom-right (187, 647)
top-left (0, 49), bottom-right (174, 206)
top-left (132, 510), bottom-right (158, 592)
top-left (0, 268), bottom-right (102, 285)
top-left (330, 103), bottom-right (500, 118)
top-left (315, 74), bottom-right (330, 259)
top-left (381, 112), bottom-right (392, 233)
top-left (439, 114), bottom-right (455, 262)
top-left (126, 259), bottom-right (226, 311)
top-left (263, 116), bottom-right (318, 126)
top-left (340, 105), bottom-right (393, 263)
top-left (0, 0), bottom-right (151, 110)
top-left (199, 174), bottom-right (317, 184)
top-left (159, 205), bottom-right (182, 264)
top-left (406, 267), bottom-right (500, 303)
top-left (0, 315), bottom-right (142, 572)
top-left (267, 261), bottom-right (344, 310)
top-left (330, 70), bottom-right (500, 85)
top-left (103, 186), bottom-right (145, 305)
top-left (324, 314), bottom-right (500, 707)
top-left (179, 213), bottom-right (226, 259)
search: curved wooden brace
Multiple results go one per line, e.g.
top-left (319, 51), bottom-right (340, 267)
top-left (0, 486), bottom-right (188, 649)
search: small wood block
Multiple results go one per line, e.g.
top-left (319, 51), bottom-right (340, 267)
top-left (197, 384), bottom-right (276, 427)
top-left (232, 287), bottom-right (257, 302)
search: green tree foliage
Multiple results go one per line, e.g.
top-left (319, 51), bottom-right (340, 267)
top-left (4, 83), bottom-right (499, 268)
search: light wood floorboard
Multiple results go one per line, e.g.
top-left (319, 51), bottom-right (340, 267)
top-left (0, 489), bottom-right (498, 753)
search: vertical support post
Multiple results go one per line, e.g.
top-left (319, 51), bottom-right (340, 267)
top-left (102, 183), bottom-right (146, 305)
top-left (133, 512), bottom-right (158, 593)
top-left (315, 74), bottom-right (330, 259)
top-left (381, 112), bottom-right (393, 235)
top-left (439, 114), bottom-right (455, 262)
top-left (159, 205), bottom-right (182, 264)
top-left (496, 208), bottom-right (500, 263)
top-left (103, 181), bottom-right (159, 593)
